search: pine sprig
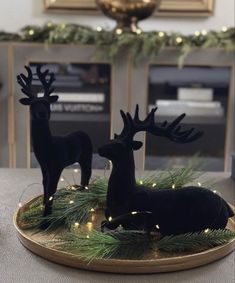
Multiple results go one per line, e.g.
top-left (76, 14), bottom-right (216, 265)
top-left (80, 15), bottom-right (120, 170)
top-left (50, 229), bottom-right (235, 262)
top-left (53, 230), bottom-right (152, 261)
top-left (138, 155), bottom-right (203, 188)
top-left (20, 177), bottom-right (108, 231)
top-left (155, 229), bottom-right (235, 253)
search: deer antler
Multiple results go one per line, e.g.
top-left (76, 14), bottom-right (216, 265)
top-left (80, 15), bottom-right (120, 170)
top-left (16, 66), bottom-right (34, 98)
top-left (116, 104), bottom-right (203, 144)
top-left (37, 65), bottom-right (55, 97)
top-left (114, 110), bottom-right (130, 139)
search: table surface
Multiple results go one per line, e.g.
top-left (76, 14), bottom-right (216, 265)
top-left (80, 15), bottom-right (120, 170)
top-left (0, 169), bottom-right (234, 283)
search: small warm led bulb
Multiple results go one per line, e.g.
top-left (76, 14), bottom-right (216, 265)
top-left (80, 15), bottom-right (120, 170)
top-left (213, 190), bottom-right (217, 194)
top-left (131, 211), bottom-right (138, 215)
top-left (136, 29), bottom-right (142, 35)
top-left (60, 178), bottom-right (64, 182)
top-left (204, 228), bottom-right (210, 234)
top-left (49, 196), bottom-right (53, 201)
top-left (116, 28), bottom-right (123, 35)
top-left (222, 26), bottom-right (228, 32)
top-left (86, 235), bottom-right (90, 239)
top-left (74, 169), bottom-right (78, 173)
top-left (158, 31), bottom-right (164, 37)
top-left (156, 224), bottom-right (160, 229)
top-left (69, 200), bottom-right (74, 204)
top-left (201, 30), bottom-right (207, 36)
top-left (198, 182), bottom-right (202, 187)
top-left (74, 222), bottom-right (79, 227)
top-left (152, 183), bottom-right (156, 188)
top-left (96, 26), bottom-right (102, 32)
top-left (194, 30), bottom-right (200, 36)
top-left (28, 29), bottom-right (35, 36)
top-left (172, 184), bottom-right (176, 189)
top-left (90, 208), bottom-right (95, 212)
top-left (87, 223), bottom-right (93, 232)
top-left (176, 37), bottom-right (183, 44)
top-left (139, 180), bottom-right (143, 185)
top-left (85, 186), bottom-right (89, 190)
top-left (28, 29), bottom-right (34, 36)
top-left (108, 216), bottom-right (113, 221)
top-left (18, 202), bottom-right (22, 208)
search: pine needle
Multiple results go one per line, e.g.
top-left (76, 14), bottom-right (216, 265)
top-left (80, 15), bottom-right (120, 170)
top-left (20, 177), bottom-right (108, 231)
top-left (156, 229), bottom-right (235, 252)
top-left (53, 229), bottom-right (152, 261)
top-left (49, 229), bottom-right (235, 262)
top-left (138, 155), bottom-right (204, 189)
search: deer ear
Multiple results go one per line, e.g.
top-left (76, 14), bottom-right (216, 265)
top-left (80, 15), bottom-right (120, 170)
top-left (132, 141), bottom-right (143, 151)
top-left (49, 95), bottom-right (59, 103)
top-left (19, 98), bottom-right (32, 105)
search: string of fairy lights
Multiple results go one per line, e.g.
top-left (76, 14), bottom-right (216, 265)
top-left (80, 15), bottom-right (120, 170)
top-left (18, 165), bottom-right (222, 238)
top-left (1, 23), bottom-right (234, 63)
top-left (95, 24), bottom-right (230, 39)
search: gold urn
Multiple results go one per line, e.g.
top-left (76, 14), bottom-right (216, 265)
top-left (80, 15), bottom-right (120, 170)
top-left (96, 0), bottom-right (161, 33)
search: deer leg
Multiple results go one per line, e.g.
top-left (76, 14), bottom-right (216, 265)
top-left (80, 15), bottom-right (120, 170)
top-left (41, 168), bottom-right (48, 205)
top-left (43, 169), bottom-right (62, 217)
top-left (79, 155), bottom-right (92, 187)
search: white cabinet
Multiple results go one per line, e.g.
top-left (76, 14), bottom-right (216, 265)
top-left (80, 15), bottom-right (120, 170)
top-left (0, 44), bottom-right (234, 171)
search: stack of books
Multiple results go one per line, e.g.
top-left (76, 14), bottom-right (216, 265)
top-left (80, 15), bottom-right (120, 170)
top-left (49, 92), bottom-right (106, 113)
top-left (149, 87), bottom-right (224, 118)
top-left (154, 100), bottom-right (224, 117)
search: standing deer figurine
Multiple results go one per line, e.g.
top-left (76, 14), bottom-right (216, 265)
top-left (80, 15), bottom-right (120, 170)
top-left (99, 105), bottom-right (234, 235)
top-left (17, 66), bottom-right (93, 216)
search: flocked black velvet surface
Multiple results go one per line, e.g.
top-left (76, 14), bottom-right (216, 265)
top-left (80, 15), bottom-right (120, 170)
top-left (99, 105), bottom-right (234, 235)
top-left (17, 66), bottom-right (93, 216)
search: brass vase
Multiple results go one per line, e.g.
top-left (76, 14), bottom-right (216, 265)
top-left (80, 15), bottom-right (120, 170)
top-left (96, 0), bottom-right (161, 33)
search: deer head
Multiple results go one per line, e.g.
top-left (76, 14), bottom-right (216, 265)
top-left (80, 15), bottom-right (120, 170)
top-left (17, 66), bottom-right (58, 120)
top-left (98, 105), bottom-right (203, 162)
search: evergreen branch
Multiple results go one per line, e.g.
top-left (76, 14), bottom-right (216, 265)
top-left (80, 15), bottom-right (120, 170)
top-left (53, 229), bottom-right (152, 261)
top-left (155, 229), bottom-right (235, 252)
top-left (49, 229), bottom-right (235, 262)
top-left (138, 155), bottom-right (204, 189)
top-left (20, 177), bottom-right (108, 231)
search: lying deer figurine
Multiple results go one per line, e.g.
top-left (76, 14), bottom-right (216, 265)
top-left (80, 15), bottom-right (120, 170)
top-left (17, 66), bottom-right (93, 216)
top-left (99, 105), bottom-right (234, 235)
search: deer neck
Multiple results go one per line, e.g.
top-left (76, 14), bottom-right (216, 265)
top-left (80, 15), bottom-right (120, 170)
top-left (31, 119), bottom-right (52, 147)
top-left (107, 151), bottom-right (136, 213)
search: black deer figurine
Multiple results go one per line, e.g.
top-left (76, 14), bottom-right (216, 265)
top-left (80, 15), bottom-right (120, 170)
top-left (99, 105), bottom-right (234, 235)
top-left (17, 66), bottom-right (93, 216)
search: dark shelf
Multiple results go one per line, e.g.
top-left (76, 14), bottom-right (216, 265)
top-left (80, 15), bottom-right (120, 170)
top-left (51, 113), bottom-right (110, 122)
top-left (155, 115), bottom-right (226, 125)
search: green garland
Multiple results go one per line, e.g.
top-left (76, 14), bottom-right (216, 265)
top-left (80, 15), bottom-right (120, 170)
top-left (51, 229), bottom-right (235, 262)
top-left (1, 23), bottom-right (234, 63)
top-left (19, 159), bottom-right (204, 232)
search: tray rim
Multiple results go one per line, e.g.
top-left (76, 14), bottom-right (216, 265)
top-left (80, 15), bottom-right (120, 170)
top-left (13, 195), bottom-right (235, 274)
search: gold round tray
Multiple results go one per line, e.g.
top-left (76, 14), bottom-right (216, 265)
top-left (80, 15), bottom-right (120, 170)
top-left (14, 197), bottom-right (235, 274)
